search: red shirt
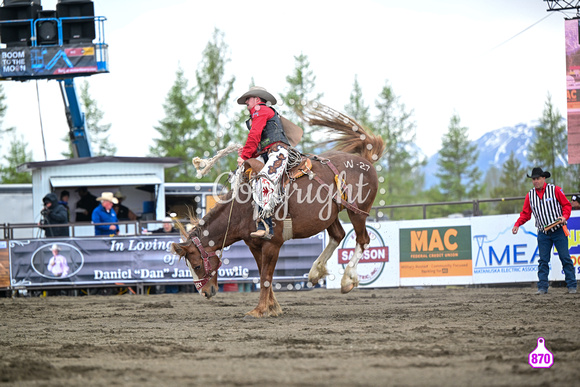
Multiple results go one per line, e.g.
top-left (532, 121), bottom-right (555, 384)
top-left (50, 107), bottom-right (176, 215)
top-left (240, 104), bottom-right (275, 160)
top-left (514, 182), bottom-right (572, 227)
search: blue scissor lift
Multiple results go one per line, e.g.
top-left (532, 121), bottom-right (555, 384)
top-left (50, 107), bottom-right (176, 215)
top-left (0, 0), bottom-right (109, 158)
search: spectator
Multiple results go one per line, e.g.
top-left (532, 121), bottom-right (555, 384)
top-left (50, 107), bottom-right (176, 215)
top-left (39, 193), bottom-right (69, 237)
top-left (571, 194), bottom-right (580, 210)
top-left (59, 190), bottom-right (70, 222)
top-left (92, 192), bottom-right (119, 236)
top-left (75, 187), bottom-right (98, 222)
top-left (512, 167), bottom-right (577, 294)
top-left (152, 217), bottom-right (178, 234)
top-left (47, 244), bottom-right (70, 277)
top-left (113, 191), bottom-right (137, 221)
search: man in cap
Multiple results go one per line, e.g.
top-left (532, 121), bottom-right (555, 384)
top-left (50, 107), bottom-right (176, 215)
top-left (113, 191), bottom-right (137, 221)
top-left (40, 193), bottom-right (69, 237)
top-left (236, 86), bottom-right (291, 239)
top-left (75, 187), bottom-right (98, 222)
top-left (152, 217), bottom-right (177, 234)
top-left (92, 192), bottom-right (120, 236)
top-left (571, 194), bottom-right (580, 210)
top-left (512, 167), bottom-right (577, 294)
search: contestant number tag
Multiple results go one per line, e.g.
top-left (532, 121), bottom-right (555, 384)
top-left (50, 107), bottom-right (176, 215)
top-left (528, 337), bottom-right (554, 368)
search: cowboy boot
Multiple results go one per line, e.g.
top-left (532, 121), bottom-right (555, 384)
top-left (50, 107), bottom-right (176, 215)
top-left (250, 218), bottom-right (273, 240)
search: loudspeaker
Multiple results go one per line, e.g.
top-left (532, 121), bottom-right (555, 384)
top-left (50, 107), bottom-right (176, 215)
top-left (0, 1), bottom-right (42, 46)
top-left (56, 0), bottom-right (95, 44)
top-left (36, 10), bottom-right (58, 45)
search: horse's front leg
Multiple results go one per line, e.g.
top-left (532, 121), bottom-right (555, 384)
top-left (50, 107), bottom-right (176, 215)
top-left (246, 244), bottom-right (282, 318)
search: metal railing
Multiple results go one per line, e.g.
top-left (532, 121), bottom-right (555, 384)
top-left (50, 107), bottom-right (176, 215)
top-left (1, 219), bottom-right (185, 240)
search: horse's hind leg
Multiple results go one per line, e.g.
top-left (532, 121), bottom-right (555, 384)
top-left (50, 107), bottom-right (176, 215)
top-left (341, 212), bottom-right (371, 294)
top-left (308, 219), bottom-right (345, 286)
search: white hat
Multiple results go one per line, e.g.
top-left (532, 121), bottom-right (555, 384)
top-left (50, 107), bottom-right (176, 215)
top-left (162, 217), bottom-right (173, 223)
top-left (51, 244), bottom-right (60, 251)
top-left (97, 192), bottom-right (119, 204)
top-left (236, 86), bottom-right (277, 105)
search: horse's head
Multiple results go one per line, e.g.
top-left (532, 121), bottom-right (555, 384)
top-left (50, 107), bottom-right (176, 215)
top-left (171, 230), bottom-right (222, 299)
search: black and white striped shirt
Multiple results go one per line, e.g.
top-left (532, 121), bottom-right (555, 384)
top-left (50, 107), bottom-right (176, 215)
top-left (528, 183), bottom-right (563, 233)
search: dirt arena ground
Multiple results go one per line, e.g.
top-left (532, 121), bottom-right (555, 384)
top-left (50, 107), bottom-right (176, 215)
top-left (1, 285), bottom-right (579, 386)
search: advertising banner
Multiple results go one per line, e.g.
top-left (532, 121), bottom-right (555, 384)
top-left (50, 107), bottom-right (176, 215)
top-left (471, 214), bottom-right (540, 284)
top-left (565, 19), bottom-right (580, 164)
top-left (0, 44), bottom-right (100, 79)
top-left (326, 222), bottom-right (400, 290)
top-left (9, 234), bottom-right (325, 289)
top-left (0, 241), bottom-right (9, 289)
top-left (398, 218), bottom-right (473, 286)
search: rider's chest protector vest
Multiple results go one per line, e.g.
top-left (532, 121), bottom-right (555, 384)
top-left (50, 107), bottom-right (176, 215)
top-left (246, 105), bottom-right (290, 154)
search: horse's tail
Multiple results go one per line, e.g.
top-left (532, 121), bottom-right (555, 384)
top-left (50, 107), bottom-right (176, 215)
top-left (302, 103), bottom-right (385, 164)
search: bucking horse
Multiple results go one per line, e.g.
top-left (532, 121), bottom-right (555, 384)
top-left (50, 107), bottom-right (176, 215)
top-left (171, 104), bottom-right (385, 317)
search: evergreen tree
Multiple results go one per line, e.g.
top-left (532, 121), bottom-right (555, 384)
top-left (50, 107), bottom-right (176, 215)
top-left (0, 134), bottom-right (33, 183)
top-left (436, 114), bottom-right (482, 203)
top-left (193, 28), bottom-right (243, 181)
top-left (279, 53), bottom-right (323, 153)
top-left (527, 94), bottom-right (567, 187)
top-left (370, 81), bottom-right (426, 219)
top-left (149, 66), bottom-right (198, 182)
top-left (0, 84), bottom-right (32, 183)
top-left (490, 151), bottom-right (528, 214)
top-left (344, 75), bottom-right (371, 127)
top-left (61, 80), bottom-right (116, 158)
top-left (0, 84), bottom-right (14, 155)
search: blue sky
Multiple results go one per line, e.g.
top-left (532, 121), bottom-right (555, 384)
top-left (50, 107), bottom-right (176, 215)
top-left (2, 0), bottom-right (571, 161)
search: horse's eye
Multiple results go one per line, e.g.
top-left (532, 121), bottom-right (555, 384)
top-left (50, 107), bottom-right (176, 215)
top-left (193, 265), bottom-right (201, 271)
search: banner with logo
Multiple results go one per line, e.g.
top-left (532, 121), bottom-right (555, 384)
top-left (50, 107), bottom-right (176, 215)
top-left (9, 234), bottom-right (324, 289)
top-left (566, 19), bottom-right (580, 164)
top-left (326, 222), bottom-right (399, 289)
top-left (0, 44), bottom-right (100, 79)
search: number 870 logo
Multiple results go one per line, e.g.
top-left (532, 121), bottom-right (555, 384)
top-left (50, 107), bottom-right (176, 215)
top-left (528, 338), bottom-right (554, 369)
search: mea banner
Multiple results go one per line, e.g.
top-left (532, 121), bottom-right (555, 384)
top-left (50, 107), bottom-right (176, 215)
top-left (9, 234), bottom-right (325, 289)
top-left (1, 44), bottom-right (99, 79)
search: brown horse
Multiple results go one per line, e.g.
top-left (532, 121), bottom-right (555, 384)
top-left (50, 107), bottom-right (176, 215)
top-left (171, 105), bottom-right (385, 318)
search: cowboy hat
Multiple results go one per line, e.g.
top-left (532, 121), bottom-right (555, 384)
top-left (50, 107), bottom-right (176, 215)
top-left (527, 167), bottom-right (551, 179)
top-left (96, 192), bottom-right (119, 204)
top-left (51, 244), bottom-right (60, 251)
top-left (236, 86), bottom-right (277, 105)
top-left (114, 191), bottom-right (126, 200)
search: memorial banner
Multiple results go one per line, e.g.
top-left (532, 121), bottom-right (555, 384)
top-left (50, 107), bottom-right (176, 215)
top-left (9, 234), bottom-right (325, 289)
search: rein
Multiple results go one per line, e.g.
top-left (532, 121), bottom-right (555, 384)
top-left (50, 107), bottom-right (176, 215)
top-left (311, 156), bottom-right (369, 216)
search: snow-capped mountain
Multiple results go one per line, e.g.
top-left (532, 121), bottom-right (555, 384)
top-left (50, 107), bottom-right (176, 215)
top-left (423, 122), bottom-right (540, 189)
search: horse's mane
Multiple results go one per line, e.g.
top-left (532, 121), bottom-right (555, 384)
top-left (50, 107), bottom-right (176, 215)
top-left (173, 189), bottom-right (236, 240)
top-left (302, 103), bottom-right (385, 163)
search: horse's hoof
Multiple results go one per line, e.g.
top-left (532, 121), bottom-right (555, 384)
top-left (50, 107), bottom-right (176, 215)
top-left (341, 283), bottom-right (355, 294)
top-left (245, 309), bottom-right (264, 318)
top-left (243, 314), bottom-right (257, 320)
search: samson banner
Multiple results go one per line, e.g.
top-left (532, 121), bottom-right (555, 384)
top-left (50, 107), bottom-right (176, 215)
top-left (9, 234), bottom-right (324, 289)
top-left (0, 44), bottom-right (99, 79)
top-left (399, 225), bottom-right (472, 278)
